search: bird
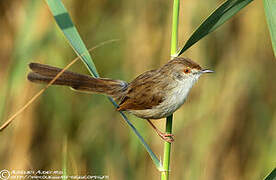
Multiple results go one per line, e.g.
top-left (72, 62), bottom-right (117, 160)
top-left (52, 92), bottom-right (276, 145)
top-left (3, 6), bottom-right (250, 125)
top-left (27, 57), bottom-right (214, 142)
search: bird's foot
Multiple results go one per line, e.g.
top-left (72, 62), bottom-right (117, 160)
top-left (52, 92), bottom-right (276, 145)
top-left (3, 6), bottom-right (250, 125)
top-left (158, 132), bottom-right (175, 143)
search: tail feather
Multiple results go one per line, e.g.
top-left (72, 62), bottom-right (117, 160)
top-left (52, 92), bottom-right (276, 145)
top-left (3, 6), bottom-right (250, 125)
top-left (27, 63), bottom-right (128, 101)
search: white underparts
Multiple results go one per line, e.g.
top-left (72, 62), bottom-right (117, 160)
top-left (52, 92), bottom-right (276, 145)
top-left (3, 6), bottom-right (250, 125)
top-left (130, 74), bottom-right (200, 119)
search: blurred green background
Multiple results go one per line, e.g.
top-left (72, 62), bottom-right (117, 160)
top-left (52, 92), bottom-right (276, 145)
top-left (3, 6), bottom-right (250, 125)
top-left (0, 0), bottom-right (275, 179)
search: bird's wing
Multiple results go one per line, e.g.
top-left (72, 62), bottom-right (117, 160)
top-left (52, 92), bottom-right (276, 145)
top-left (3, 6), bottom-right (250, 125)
top-left (117, 70), bottom-right (165, 111)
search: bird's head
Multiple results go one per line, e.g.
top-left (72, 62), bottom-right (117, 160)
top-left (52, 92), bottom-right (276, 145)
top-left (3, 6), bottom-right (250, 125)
top-left (161, 57), bottom-right (214, 83)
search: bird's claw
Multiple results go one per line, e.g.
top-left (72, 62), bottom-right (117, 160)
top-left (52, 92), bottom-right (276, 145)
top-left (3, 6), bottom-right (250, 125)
top-left (159, 133), bottom-right (175, 143)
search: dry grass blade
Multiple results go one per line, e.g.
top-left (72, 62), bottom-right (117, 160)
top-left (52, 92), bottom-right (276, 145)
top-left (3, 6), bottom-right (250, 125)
top-left (0, 58), bottom-right (78, 132)
top-left (0, 39), bottom-right (119, 132)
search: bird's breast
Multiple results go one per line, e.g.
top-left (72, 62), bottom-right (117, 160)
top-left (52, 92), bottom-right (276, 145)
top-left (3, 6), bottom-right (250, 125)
top-left (157, 81), bottom-right (193, 116)
top-left (129, 80), bottom-right (195, 119)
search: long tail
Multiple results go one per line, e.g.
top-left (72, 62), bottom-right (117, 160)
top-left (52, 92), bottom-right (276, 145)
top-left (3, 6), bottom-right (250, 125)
top-left (27, 63), bottom-right (128, 100)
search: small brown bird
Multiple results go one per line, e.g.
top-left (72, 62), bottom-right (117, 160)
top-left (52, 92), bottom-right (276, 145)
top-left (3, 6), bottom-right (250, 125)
top-left (28, 57), bottom-right (213, 142)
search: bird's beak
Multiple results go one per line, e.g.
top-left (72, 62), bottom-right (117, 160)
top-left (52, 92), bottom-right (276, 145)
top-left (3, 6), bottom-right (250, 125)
top-left (201, 69), bottom-right (214, 74)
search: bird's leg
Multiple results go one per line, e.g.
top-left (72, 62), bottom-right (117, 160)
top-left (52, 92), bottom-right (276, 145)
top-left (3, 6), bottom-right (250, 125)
top-left (146, 119), bottom-right (174, 143)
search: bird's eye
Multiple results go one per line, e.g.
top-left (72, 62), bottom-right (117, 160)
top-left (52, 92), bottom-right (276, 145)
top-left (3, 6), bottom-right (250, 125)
top-left (184, 68), bottom-right (191, 74)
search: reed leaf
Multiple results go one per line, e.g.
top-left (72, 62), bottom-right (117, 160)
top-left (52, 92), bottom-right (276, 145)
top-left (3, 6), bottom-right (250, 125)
top-left (178, 0), bottom-right (253, 56)
top-left (45, 0), bottom-right (163, 171)
top-left (263, 0), bottom-right (276, 57)
top-left (264, 168), bottom-right (276, 180)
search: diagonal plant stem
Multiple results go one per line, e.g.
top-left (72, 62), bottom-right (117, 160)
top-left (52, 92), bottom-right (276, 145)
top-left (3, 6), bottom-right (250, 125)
top-left (161, 0), bottom-right (180, 179)
top-left (45, 0), bottom-right (163, 171)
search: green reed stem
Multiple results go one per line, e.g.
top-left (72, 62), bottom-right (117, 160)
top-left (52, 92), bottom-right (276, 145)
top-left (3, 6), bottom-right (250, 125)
top-left (161, 114), bottom-right (174, 179)
top-left (170, 0), bottom-right (180, 58)
top-left (161, 0), bottom-right (180, 179)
